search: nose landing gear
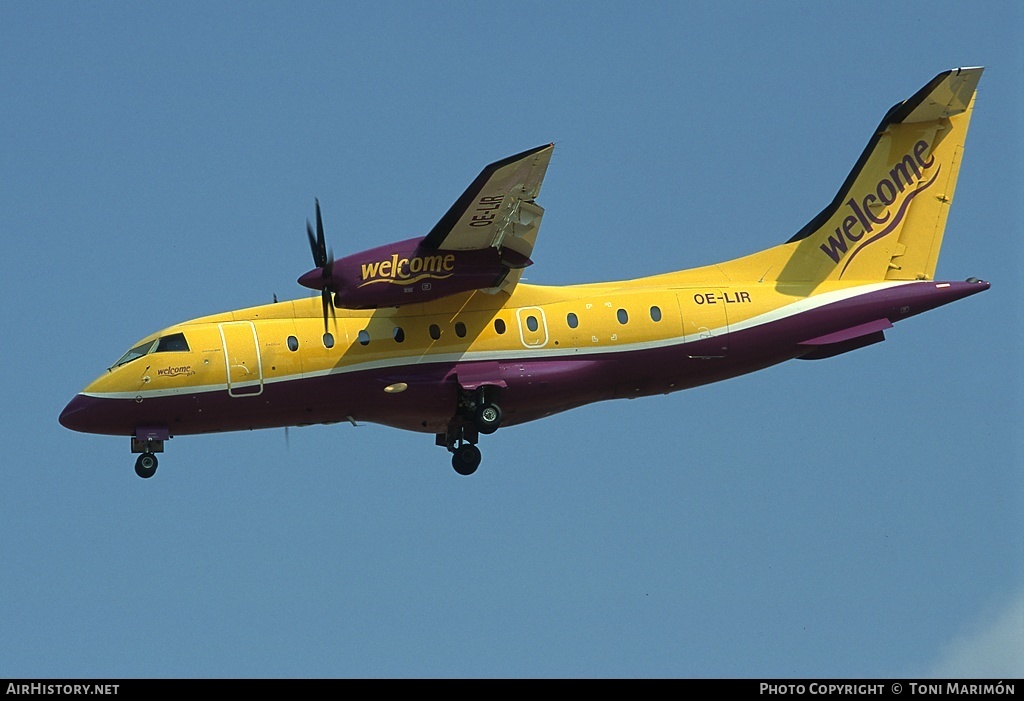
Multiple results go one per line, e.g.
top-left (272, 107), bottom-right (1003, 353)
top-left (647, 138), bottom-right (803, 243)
top-left (131, 427), bottom-right (168, 479)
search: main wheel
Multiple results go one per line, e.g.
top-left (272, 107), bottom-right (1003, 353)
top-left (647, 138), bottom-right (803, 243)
top-left (474, 403), bottom-right (502, 435)
top-left (451, 443), bottom-right (482, 476)
top-left (134, 452), bottom-right (158, 479)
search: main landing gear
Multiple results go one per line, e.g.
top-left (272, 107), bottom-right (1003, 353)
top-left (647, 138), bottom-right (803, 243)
top-left (437, 422), bottom-right (484, 475)
top-left (451, 441), bottom-right (482, 476)
top-left (437, 385), bottom-right (503, 476)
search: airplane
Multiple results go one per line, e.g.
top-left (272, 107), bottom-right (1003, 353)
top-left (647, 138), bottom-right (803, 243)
top-left (60, 67), bottom-right (989, 478)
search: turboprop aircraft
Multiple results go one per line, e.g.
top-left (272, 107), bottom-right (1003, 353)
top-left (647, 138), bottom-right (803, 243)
top-left (60, 67), bottom-right (989, 478)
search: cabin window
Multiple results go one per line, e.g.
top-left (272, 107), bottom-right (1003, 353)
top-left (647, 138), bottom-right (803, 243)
top-left (322, 332), bottom-right (335, 349)
top-left (650, 306), bottom-right (662, 322)
top-left (617, 308), bottom-right (629, 324)
top-left (429, 324), bottom-right (441, 340)
top-left (494, 319), bottom-right (506, 334)
top-left (567, 312), bottom-right (579, 329)
top-left (155, 332), bottom-right (189, 353)
top-left (526, 315), bottom-right (539, 332)
top-left (357, 329), bottom-right (370, 346)
top-left (393, 327), bottom-right (405, 343)
top-left (287, 336), bottom-right (299, 352)
top-left (455, 321), bottom-right (467, 338)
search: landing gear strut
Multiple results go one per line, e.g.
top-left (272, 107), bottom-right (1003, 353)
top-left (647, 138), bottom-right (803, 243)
top-left (437, 423), bottom-right (481, 475)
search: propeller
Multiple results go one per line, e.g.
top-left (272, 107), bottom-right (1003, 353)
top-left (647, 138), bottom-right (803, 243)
top-left (304, 198), bottom-right (336, 334)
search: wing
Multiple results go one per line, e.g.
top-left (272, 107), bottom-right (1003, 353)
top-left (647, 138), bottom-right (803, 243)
top-left (422, 143), bottom-right (554, 293)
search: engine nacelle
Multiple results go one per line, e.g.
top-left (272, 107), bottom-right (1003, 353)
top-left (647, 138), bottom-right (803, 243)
top-left (298, 237), bottom-right (531, 309)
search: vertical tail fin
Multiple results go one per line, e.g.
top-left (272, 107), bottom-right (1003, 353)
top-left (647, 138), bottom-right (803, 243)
top-left (769, 68), bottom-right (982, 285)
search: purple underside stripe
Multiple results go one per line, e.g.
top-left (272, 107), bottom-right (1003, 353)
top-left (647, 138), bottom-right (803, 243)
top-left (61, 280), bottom-right (987, 437)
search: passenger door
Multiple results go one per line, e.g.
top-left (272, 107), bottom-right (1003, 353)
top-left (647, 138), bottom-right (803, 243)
top-left (218, 321), bottom-right (264, 396)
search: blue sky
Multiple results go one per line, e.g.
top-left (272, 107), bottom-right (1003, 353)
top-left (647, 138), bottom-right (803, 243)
top-left (2, 1), bottom-right (1021, 678)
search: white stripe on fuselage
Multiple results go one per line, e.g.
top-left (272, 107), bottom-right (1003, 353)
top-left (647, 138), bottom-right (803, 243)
top-left (85, 281), bottom-right (919, 401)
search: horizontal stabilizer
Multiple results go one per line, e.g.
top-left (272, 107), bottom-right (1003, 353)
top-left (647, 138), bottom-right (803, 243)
top-left (798, 318), bottom-right (892, 360)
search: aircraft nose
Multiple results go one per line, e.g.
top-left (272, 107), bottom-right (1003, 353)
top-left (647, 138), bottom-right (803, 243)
top-left (59, 394), bottom-right (100, 433)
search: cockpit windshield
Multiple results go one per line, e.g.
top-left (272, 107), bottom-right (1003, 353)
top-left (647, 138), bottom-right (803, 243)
top-left (110, 332), bottom-right (190, 369)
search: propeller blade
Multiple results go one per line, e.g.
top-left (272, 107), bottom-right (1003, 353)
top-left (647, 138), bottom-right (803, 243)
top-left (303, 198), bottom-right (336, 334)
top-left (321, 240), bottom-right (335, 332)
top-left (321, 289), bottom-right (331, 334)
top-left (321, 289), bottom-right (338, 334)
top-left (306, 199), bottom-right (328, 268)
top-left (315, 198), bottom-right (325, 260)
top-left (322, 247), bottom-right (334, 286)
top-left (306, 220), bottom-right (320, 266)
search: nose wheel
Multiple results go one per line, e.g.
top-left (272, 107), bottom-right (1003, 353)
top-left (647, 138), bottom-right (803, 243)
top-left (134, 453), bottom-right (158, 479)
